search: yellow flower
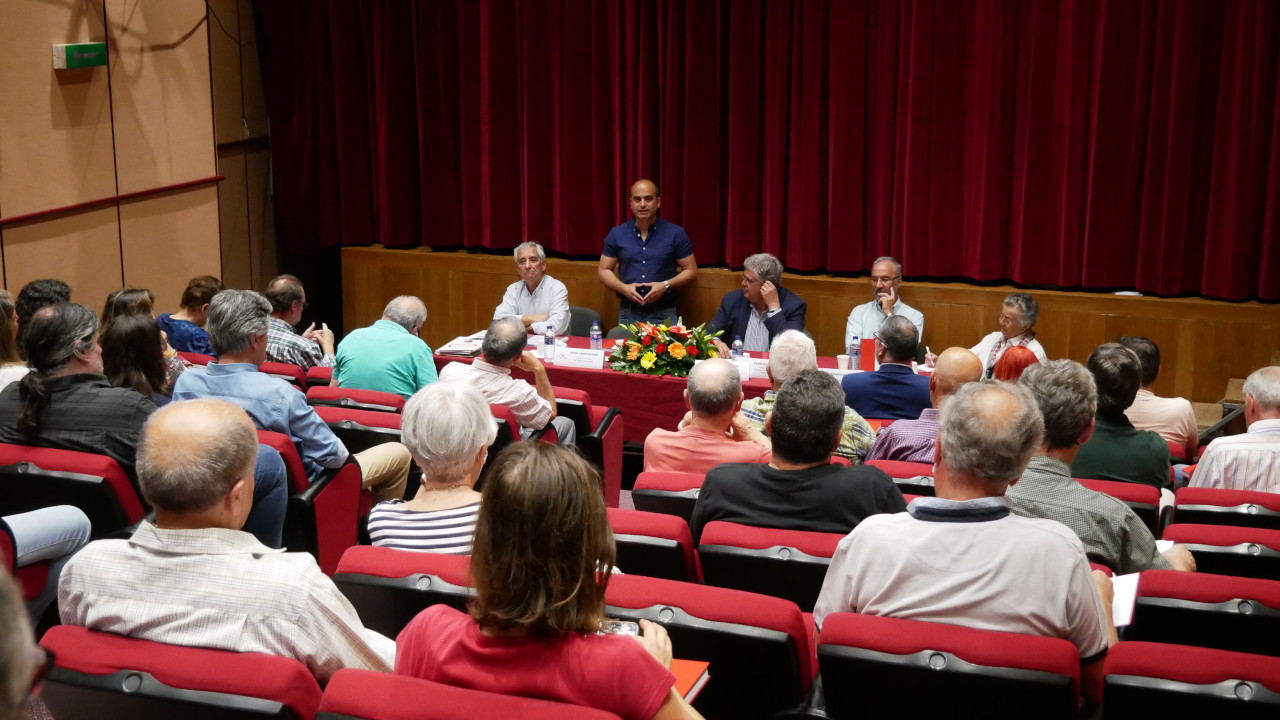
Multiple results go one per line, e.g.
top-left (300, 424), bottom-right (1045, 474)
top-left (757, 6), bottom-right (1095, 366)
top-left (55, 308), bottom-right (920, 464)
top-left (627, 345), bottom-right (642, 360)
top-left (640, 351), bottom-right (657, 369)
top-left (707, 348), bottom-right (719, 358)
top-left (668, 342), bottom-right (687, 359)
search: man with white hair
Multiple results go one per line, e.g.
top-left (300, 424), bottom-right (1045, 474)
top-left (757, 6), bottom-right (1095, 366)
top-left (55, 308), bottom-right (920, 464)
top-left (493, 241), bottom-right (571, 335)
top-left (1191, 365), bottom-right (1280, 493)
top-left (707, 253), bottom-right (807, 354)
top-left (333, 295), bottom-right (438, 399)
top-left (59, 399), bottom-right (395, 685)
top-left (844, 256), bottom-right (925, 349)
top-left (740, 330), bottom-right (875, 462)
top-left (815, 381), bottom-right (1116, 694)
top-left (644, 358), bottom-right (770, 475)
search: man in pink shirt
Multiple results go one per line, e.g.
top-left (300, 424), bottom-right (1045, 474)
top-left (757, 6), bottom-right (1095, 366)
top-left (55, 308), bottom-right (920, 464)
top-left (1118, 336), bottom-right (1197, 460)
top-left (644, 358), bottom-right (771, 474)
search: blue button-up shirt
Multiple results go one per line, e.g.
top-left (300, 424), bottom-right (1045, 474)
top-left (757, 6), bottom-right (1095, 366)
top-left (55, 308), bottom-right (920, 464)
top-left (172, 362), bottom-right (347, 480)
top-left (601, 217), bottom-right (694, 290)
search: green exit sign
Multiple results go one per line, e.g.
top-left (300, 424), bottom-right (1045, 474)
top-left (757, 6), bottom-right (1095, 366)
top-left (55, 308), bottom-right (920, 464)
top-left (52, 43), bottom-right (108, 69)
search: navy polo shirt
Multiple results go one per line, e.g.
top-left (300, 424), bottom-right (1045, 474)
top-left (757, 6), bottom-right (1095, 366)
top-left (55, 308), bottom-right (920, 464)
top-left (601, 218), bottom-right (694, 292)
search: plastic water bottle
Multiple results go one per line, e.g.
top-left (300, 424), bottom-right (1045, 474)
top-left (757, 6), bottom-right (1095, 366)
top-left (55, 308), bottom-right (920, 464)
top-left (848, 335), bottom-right (861, 369)
top-left (544, 323), bottom-right (556, 361)
top-left (731, 335), bottom-right (744, 359)
top-left (589, 321), bottom-right (603, 350)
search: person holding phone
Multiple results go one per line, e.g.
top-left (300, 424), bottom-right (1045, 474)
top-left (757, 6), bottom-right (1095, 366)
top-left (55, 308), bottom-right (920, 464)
top-left (395, 442), bottom-right (706, 720)
top-left (706, 253), bottom-right (807, 355)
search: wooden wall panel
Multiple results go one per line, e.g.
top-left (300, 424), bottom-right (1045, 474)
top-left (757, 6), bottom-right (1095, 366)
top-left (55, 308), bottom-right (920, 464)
top-left (216, 145), bottom-right (252, 289)
top-left (4, 209), bottom-right (122, 310)
top-left (207, 0), bottom-right (243, 146)
top-left (344, 247), bottom-right (1280, 405)
top-left (244, 144), bottom-right (277, 287)
top-left (119, 186), bottom-right (222, 311)
top-left (0, 0), bottom-right (116, 217)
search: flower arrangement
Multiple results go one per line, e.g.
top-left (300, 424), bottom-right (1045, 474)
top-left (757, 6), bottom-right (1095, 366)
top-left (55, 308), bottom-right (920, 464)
top-left (608, 319), bottom-right (722, 377)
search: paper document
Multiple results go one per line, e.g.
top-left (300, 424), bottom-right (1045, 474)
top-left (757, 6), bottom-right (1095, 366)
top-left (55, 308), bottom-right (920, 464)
top-left (1110, 573), bottom-right (1140, 627)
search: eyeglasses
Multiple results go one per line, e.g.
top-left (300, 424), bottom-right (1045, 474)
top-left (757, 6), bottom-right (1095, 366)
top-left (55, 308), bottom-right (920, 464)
top-left (998, 312), bottom-right (1021, 326)
top-left (870, 275), bottom-right (900, 285)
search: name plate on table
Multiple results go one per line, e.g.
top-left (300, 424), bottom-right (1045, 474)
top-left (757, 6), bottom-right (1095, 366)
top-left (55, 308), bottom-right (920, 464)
top-left (820, 367), bottom-right (856, 379)
top-left (553, 347), bottom-right (606, 370)
top-left (748, 358), bottom-right (770, 379)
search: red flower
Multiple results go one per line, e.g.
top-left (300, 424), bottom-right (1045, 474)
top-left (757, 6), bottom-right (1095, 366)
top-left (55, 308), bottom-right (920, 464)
top-left (687, 346), bottom-right (698, 357)
top-left (655, 343), bottom-right (667, 355)
top-left (641, 336), bottom-right (653, 346)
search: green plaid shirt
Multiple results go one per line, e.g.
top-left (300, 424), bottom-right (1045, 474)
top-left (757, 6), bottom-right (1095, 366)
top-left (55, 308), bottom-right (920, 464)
top-left (741, 389), bottom-right (876, 463)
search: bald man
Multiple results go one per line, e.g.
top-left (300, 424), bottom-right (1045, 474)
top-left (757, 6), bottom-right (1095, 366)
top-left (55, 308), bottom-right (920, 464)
top-left (866, 347), bottom-right (983, 463)
top-left (644, 358), bottom-right (771, 475)
top-left (59, 399), bottom-right (395, 685)
top-left (598, 179), bottom-right (698, 327)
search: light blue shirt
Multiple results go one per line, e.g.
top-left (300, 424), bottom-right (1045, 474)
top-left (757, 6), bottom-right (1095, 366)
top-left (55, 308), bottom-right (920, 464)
top-left (493, 276), bottom-right (571, 335)
top-left (844, 298), bottom-right (926, 349)
top-left (172, 363), bottom-right (347, 480)
top-left (334, 320), bottom-right (438, 399)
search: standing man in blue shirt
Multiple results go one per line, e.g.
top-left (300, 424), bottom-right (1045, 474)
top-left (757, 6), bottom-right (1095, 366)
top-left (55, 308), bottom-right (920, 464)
top-left (597, 179), bottom-right (698, 327)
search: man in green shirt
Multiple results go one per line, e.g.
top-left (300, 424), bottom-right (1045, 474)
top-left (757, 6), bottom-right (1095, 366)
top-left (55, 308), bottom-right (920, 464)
top-left (332, 296), bottom-right (438, 399)
top-left (1071, 343), bottom-right (1171, 491)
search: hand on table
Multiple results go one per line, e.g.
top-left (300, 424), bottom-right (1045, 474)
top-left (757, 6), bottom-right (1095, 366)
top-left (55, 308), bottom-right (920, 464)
top-left (711, 338), bottom-right (731, 357)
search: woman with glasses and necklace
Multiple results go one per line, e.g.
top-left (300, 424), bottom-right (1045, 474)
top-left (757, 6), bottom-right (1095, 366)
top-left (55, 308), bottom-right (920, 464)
top-left (926, 292), bottom-right (1047, 378)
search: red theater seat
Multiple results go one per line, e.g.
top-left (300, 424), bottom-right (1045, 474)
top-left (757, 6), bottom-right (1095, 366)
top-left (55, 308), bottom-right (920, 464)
top-left (1172, 487), bottom-right (1280, 531)
top-left (553, 387), bottom-right (624, 507)
top-left (1162, 524), bottom-right (1280, 581)
top-left (332, 546), bottom-right (473, 639)
top-left (306, 366), bottom-right (333, 388)
top-left (261, 361), bottom-right (307, 391)
top-left (1103, 642), bottom-right (1280, 717)
top-left (865, 460), bottom-right (935, 497)
top-left (306, 386), bottom-right (405, 414)
top-left (697, 522), bottom-right (843, 612)
top-left (176, 351), bottom-right (214, 366)
top-left (1078, 478), bottom-right (1163, 535)
top-left (0, 444), bottom-right (145, 538)
top-left (0, 521), bottom-right (46, 602)
top-left (606, 507), bottom-right (700, 583)
top-left (1124, 570), bottom-right (1280, 657)
top-left (631, 471), bottom-right (704, 526)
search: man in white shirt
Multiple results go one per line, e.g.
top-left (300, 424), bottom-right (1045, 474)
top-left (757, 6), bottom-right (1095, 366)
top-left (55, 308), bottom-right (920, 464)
top-left (1118, 336), bottom-right (1197, 460)
top-left (1191, 365), bottom-right (1280, 494)
top-left (494, 241), bottom-right (571, 335)
top-left (59, 398), bottom-right (395, 685)
top-left (844, 256), bottom-right (925, 350)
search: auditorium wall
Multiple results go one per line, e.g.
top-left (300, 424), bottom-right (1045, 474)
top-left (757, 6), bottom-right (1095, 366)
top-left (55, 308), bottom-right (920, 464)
top-left (343, 246), bottom-right (1280, 406)
top-left (0, 0), bottom-right (275, 312)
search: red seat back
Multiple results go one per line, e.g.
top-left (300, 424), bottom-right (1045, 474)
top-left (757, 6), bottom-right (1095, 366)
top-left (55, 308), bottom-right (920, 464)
top-left (1173, 487), bottom-right (1280, 531)
top-left (1104, 641), bottom-right (1280, 715)
top-left (1162, 524), bottom-right (1280, 581)
top-left (0, 521), bottom-right (47, 601)
top-left (261, 361), bottom-right (307, 390)
top-left (1078, 477), bottom-right (1162, 535)
top-left (176, 351), bottom-right (214, 366)
top-left (0, 443), bottom-right (145, 535)
top-left (697, 521), bottom-right (843, 611)
top-left (1126, 570), bottom-right (1280, 657)
top-left (865, 459), bottom-right (936, 496)
top-left (256, 431), bottom-right (310, 493)
top-left (606, 507), bottom-right (700, 582)
top-left (306, 386), bottom-right (405, 413)
top-left (631, 471), bottom-right (705, 525)
top-left (305, 366), bottom-right (333, 388)
top-left (332, 546), bottom-right (473, 639)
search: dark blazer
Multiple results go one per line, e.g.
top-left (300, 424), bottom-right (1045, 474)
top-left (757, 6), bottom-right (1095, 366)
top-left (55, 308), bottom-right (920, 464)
top-left (706, 286), bottom-right (807, 349)
top-left (841, 363), bottom-right (932, 420)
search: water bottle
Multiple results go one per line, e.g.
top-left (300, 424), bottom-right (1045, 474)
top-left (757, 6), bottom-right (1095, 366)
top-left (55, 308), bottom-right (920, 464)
top-left (544, 323), bottom-right (556, 361)
top-left (731, 335), bottom-right (744, 359)
top-left (848, 334), bottom-right (861, 369)
top-left (589, 321), bottom-right (603, 350)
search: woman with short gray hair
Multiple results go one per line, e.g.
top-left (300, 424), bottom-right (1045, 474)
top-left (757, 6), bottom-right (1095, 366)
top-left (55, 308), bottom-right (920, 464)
top-left (367, 382), bottom-right (498, 554)
top-left (927, 292), bottom-right (1047, 378)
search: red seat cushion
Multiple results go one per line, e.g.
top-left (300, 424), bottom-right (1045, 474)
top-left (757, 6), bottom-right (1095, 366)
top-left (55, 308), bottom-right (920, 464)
top-left (1105, 641), bottom-right (1280, 693)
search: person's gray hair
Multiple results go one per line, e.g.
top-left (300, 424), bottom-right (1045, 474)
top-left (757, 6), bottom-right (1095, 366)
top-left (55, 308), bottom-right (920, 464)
top-left (687, 358), bottom-right (741, 416)
top-left (877, 315), bottom-right (918, 362)
top-left (481, 316), bottom-right (528, 365)
top-left (1003, 292), bottom-right (1040, 328)
top-left (938, 380), bottom-right (1044, 485)
top-left (768, 330), bottom-right (816, 385)
top-left (1021, 360), bottom-right (1097, 450)
top-left (382, 295), bottom-right (427, 331)
top-left (1244, 366), bottom-right (1280, 412)
top-left (0, 571), bottom-right (33, 718)
top-left (137, 399), bottom-right (259, 514)
top-left (402, 382), bottom-right (499, 480)
top-left (513, 241), bottom-right (546, 262)
top-left (207, 290), bottom-right (272, 356)
top-left (872, 256), bottom-right (902, 278)
top-left (743, 253), bottom-right (783, 287)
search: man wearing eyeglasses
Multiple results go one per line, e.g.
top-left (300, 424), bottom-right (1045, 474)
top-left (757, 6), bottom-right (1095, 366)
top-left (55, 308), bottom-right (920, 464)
top-left (844, 256), bottom-right (925, 351)
top-left (707, 253), bottom-right (807, 355)
top-left (264, 274), bottom-right (335, 371)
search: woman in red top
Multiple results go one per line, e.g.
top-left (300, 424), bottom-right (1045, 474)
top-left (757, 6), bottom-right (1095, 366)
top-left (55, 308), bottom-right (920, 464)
top-left (395, 442), bottom-right (705, 720)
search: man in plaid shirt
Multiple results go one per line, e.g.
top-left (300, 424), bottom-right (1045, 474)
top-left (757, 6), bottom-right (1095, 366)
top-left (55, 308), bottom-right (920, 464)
top-left (867, 347), bottom-right (983, 463)
top-left (264, 274), bottom-right (335, 370)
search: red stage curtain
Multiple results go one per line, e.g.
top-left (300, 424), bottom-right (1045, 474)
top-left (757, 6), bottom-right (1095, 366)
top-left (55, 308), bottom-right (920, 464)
top-left (258, 0), bottom-right (1280, 301)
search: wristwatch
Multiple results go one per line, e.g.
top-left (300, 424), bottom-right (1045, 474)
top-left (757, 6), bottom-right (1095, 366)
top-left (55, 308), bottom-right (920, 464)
top-left (663, 280), bottom-right (671, 293)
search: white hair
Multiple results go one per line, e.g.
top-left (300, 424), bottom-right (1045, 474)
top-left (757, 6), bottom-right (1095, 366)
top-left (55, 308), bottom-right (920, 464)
top-left (513, 241), bottom-right (546, 262)
top-left (402, 382), bottom-right (499, 480)
top-left (767, 330), bottom-right (816, 385)
top-left (382, 295), bottom-right (427, 331)
top-left (1244, 366), bottom-right (1280, 411)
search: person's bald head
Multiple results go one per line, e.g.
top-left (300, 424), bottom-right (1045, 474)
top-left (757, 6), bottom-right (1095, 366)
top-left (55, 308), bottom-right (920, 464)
top-left (137, 399), bottom-right (258, 516)
top-left (929, 347), bottom-right (983, 405)
top-left (686, 358), bottom-right (742, 417)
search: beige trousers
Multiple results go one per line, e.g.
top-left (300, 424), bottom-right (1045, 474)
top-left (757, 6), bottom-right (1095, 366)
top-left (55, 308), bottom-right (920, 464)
top-left (353, 442), bottom-right (411, 504)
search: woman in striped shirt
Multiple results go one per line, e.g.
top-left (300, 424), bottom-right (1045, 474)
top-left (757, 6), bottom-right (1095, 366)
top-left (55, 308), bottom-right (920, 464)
top-left (367, 381), bottom-right (497, 554)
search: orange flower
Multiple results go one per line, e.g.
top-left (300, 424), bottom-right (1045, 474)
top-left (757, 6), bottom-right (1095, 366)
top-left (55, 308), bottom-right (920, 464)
top-left (668, 342), bottom-right (687, 359)
top-left (627, 344), bottom-right (642, 360)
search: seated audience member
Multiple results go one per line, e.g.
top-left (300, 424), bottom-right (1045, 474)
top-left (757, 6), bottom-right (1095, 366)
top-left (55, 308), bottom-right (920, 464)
top-left (840, 315), bottom-right (930, 420)
top-left (0, 291), bottom-right (28, 392)
top-left (690, 370), bottom-right (905, 544)
top-left (333, 295), bottom-right (437, 399)
top-left (102, 313), bottom-right (172, 406)
top-left (14, 278), bottom-right (70, 354)
top-left (101, 287), bottom-right (185, 388)
top-left (367, 383), bottom-right (496, 554)
top-left (867, 347), bottom-right (982, 463)
top-left (263, 274), bottom-right (335, 370)
top-left (844, 256), bottom-right (925, 349)
top-left (0, 570), bottom-right (43, 716)
top-left (814, 381), bottom-right (1116, 691)
top-left (174, 290), bottom-right (410, 505)
top-left (644, 358), bottom-right (770, 474)
top-left (156, 275), bottom-right (223, 356)
top-left (1072, 343), bottom-right (1171, 490)
top-left (493, 241), bottom-right (571, 335)
top-left (1009, 360), bottom-right (1195, 574)
top-left (2, 506), bottom-right (91, 623)
top-left (59, 399), bottom-right (395, 684)
top-left (1191, 366), bottom-right (1280, 494)
top-left (396, 442), bottom-right (705, 720)
top-left (740, 330), bottom-right (875, 463)
top-left (992, 345), bottom-right (1040, 381)
top-left (927, 292), bottom-right (1047, 378)
top-left (1118, 336), bottom-right (1197, 460)
top-left (707, 253), bottom-right (807, 354)
top-left (438, 317), bottom-right (577, 445)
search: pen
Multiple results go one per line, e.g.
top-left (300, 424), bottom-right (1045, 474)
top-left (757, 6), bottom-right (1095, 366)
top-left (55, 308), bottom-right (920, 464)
top-left (926, 346), bottom-right (932, 355)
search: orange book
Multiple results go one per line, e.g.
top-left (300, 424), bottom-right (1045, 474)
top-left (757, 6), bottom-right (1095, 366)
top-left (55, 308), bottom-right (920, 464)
top-left (671, 658), bottom-right (710, 702)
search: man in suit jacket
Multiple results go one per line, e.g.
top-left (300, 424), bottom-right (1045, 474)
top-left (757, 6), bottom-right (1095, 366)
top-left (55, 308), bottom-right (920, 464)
top-left (841, 315), bottom-right (931, 420)
top-left (708, 253), bottom-right (806, 354)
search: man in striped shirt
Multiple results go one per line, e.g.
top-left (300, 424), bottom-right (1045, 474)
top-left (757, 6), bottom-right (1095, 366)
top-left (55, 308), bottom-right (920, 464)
top-left (1190, 366), bottom-right (1280, 494)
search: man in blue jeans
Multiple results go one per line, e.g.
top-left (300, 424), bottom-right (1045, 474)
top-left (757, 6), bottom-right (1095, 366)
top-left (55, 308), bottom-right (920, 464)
top-left (597, 179), bottom-right (699, 327)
